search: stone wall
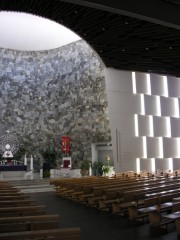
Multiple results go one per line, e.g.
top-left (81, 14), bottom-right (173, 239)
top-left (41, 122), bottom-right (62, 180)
top-left (0, 40), bottom-right (111, 168)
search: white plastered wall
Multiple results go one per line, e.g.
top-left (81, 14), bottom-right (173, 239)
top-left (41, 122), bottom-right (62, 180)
top-left (105, 68), bottom-right (180, 173)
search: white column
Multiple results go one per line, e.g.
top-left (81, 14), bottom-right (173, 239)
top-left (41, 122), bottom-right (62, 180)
top-left (89, 163), bottom-right (92, 176)
top-left (24, 154), bottom-right (27, 165)
top-left (30, 155), bottom-right (33, 171)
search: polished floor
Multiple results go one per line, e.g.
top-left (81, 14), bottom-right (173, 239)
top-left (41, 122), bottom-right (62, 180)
top-left (1, 173), bottom-right (179, 240)
top-left (30, 191), bottom-right (177, 240)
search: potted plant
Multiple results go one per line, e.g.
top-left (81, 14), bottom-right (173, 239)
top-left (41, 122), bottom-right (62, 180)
top-left (43, 170), bottom-right (50, 178)
top-left (102, 155), bottom-right (111, 176)
top-left (80, 160), bottom-right (89, 176)
top-left (102, 165), bottom-right (110, 176)
top-left (40, 146), bottom-right (58, 169)
top-left (92, 160), bottom-right (103, 176)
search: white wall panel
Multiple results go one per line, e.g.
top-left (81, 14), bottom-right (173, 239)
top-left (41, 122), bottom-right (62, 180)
top-left (138, 115), bottom-right (151, 136)
top-left (167, 76), bottom-right (180, 97)
top-left (151, 74), bottom-right (165, 96)
top-left (110, 114), bottom-right (135, 136)
top-left (161, 96), bottom-right (176, 117)
top-left (146, 137), bottom-right (161, 158)
top-left (105, 67), bottom-right (180, 172)
top-left (155, 158), bottom-right (169, 171)
top-left (140, 158), bottom-right (152, 172)
top-left (163, 138), bottom-right (180, 158)
top-left (135, 72), bottom-right (149, 94)
top-left (173, 159), bottom-right (180, 171)
top-left (153, 116), bottom-right (169, 137)
top-left (107, 91), bottom-right (141, 114)
top-left (144, 95), bottom-right (159, 116)
top-left (131, 137), bottom-right (144, 158)
top-left (171, 118), bottom-right (180, 137)
top-left (105, 68), bottom-right (132, 93)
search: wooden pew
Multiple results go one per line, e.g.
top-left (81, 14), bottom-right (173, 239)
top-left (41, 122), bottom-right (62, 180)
top-left (0, 199), bottom-right (37, 207)
top-left (0, 188), bottom-right (20, 193)
top-left (0, 192), bottom-right (23, 196)
top-left (0, 214), bottom-right (60, 233)
top-left (94, 179), bottom-right (180, 211)
top-left (0, 182), bottom-right (81, 240)
top-left (0, 227), bottom-right (81, 240)
top-left (175, 218), bottom-right (180, 235)
top-left (112, 194), bottom-right (137, 215)
top-left (148, 202), bottom-right (180, 230)
top-left (0, 205), bottom-right (47, 217)
top-left (128, 197), bottom-right (158, 222)
top-left (0, 194), bottom-right (30, 201)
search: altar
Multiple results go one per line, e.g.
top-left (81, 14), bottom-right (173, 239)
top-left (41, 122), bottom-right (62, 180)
top-left (0, 165), bottom-right (27, 178)
top-left (50, 168), bottom-right (81, 178)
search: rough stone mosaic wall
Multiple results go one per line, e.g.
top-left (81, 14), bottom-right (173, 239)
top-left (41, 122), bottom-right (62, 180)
top-left (0, 40), bottom-right (111, 168)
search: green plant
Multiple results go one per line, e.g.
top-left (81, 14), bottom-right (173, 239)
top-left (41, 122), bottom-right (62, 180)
top-left (43, 170), bottom-right (50, 178)
top-left (102, 165), bottom-right (110, 174)
top-left (102, 155), bottom-right (111, 174)
top-left (80, 160), bottom-right (89, 170)
top-left (14, 147), bottom-right (26, 162)
top-left (92, 160), bottom-right (103, 176)
top-left (40, 146), bottom-right (58, 169)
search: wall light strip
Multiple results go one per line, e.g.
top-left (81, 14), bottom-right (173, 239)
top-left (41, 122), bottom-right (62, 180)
top-left (177, 138), bottom-right (180, 158)
top-left (136, 158), bottom-right (140, 173)
top-left (132, 72), bottom-right (136, 94)
top-left (146, 74), bottom-right (151, 95)
top-left (174, 98), bottom-right (179, 118)
top-left (159, 137), bottom-right (163, 158)
top-left (163, 76), bottom-right (168, 97)
top-left (141, 94), bottom-right (145, 115)
top-left (166, 117), bottom-right (171, 137)
top-left (151, 158), bottom-right (155, 173)
top-left (168, 158), bottom-right (173, 172)
top-left (149, 115), bottom-right (154, 137)
top-left (156, 96), bottom-right (161, 116)
top-left (134, 114), bottom-right (139, 137)
top-left (143, 136), bottom-right (147, 158)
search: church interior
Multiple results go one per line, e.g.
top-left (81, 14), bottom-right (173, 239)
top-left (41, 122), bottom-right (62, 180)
top-left (1, 0), bottom-right (180, 239)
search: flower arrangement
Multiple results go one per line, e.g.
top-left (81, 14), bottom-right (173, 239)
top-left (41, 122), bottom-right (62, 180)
top-left (102, 165), bottom-right (110, 174)
top-left (102, 155), bottom-right (111, 174)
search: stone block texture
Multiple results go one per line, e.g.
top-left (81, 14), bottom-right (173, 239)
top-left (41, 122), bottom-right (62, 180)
top-left (0, 40), bottom-right (111, 165)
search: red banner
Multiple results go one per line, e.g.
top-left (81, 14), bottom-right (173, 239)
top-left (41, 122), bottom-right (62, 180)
top-left (61, 136), bottom-right (70, 153)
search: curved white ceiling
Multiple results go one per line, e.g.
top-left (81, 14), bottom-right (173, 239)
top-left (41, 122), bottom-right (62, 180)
top-left (0, 11), bottom-right (81, 51)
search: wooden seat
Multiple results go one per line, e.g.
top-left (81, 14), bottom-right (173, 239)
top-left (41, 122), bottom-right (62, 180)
top-left (0, 227), bottom-right (81, 240)
top-left (175, 218), bottom-right (180, 235)
top-left (112, 194), bottom-right (137, 215)
top-left (128, 197), bottom-right (159, 222)
top-left (0, 205), bottom-right (47, 217)
top-left (149, 211), bottom-right (174, 230)
top-left (0, 199), bottom-right (37, 207)
top-left (0, 214), bottom-right (60, 233)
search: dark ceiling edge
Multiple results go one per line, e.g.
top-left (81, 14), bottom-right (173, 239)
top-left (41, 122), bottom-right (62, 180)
top-left (1, 0), bottom-right (180, 77)
top-left (60, 0), bottom-right (180, 30)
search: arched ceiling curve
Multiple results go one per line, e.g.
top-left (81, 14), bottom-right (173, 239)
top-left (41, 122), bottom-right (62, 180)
top-left (1, 0), bottom-right (180, 77)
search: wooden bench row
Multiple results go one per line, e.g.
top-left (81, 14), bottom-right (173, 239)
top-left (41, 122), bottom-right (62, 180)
top-left (51, 175), bottom-right (180, 236)
top-left (0, 181), bottom-right (81, 240)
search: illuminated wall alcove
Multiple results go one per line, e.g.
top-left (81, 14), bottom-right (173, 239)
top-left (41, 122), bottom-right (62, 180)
top-left (105, 68), bottom-right (180, 173)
